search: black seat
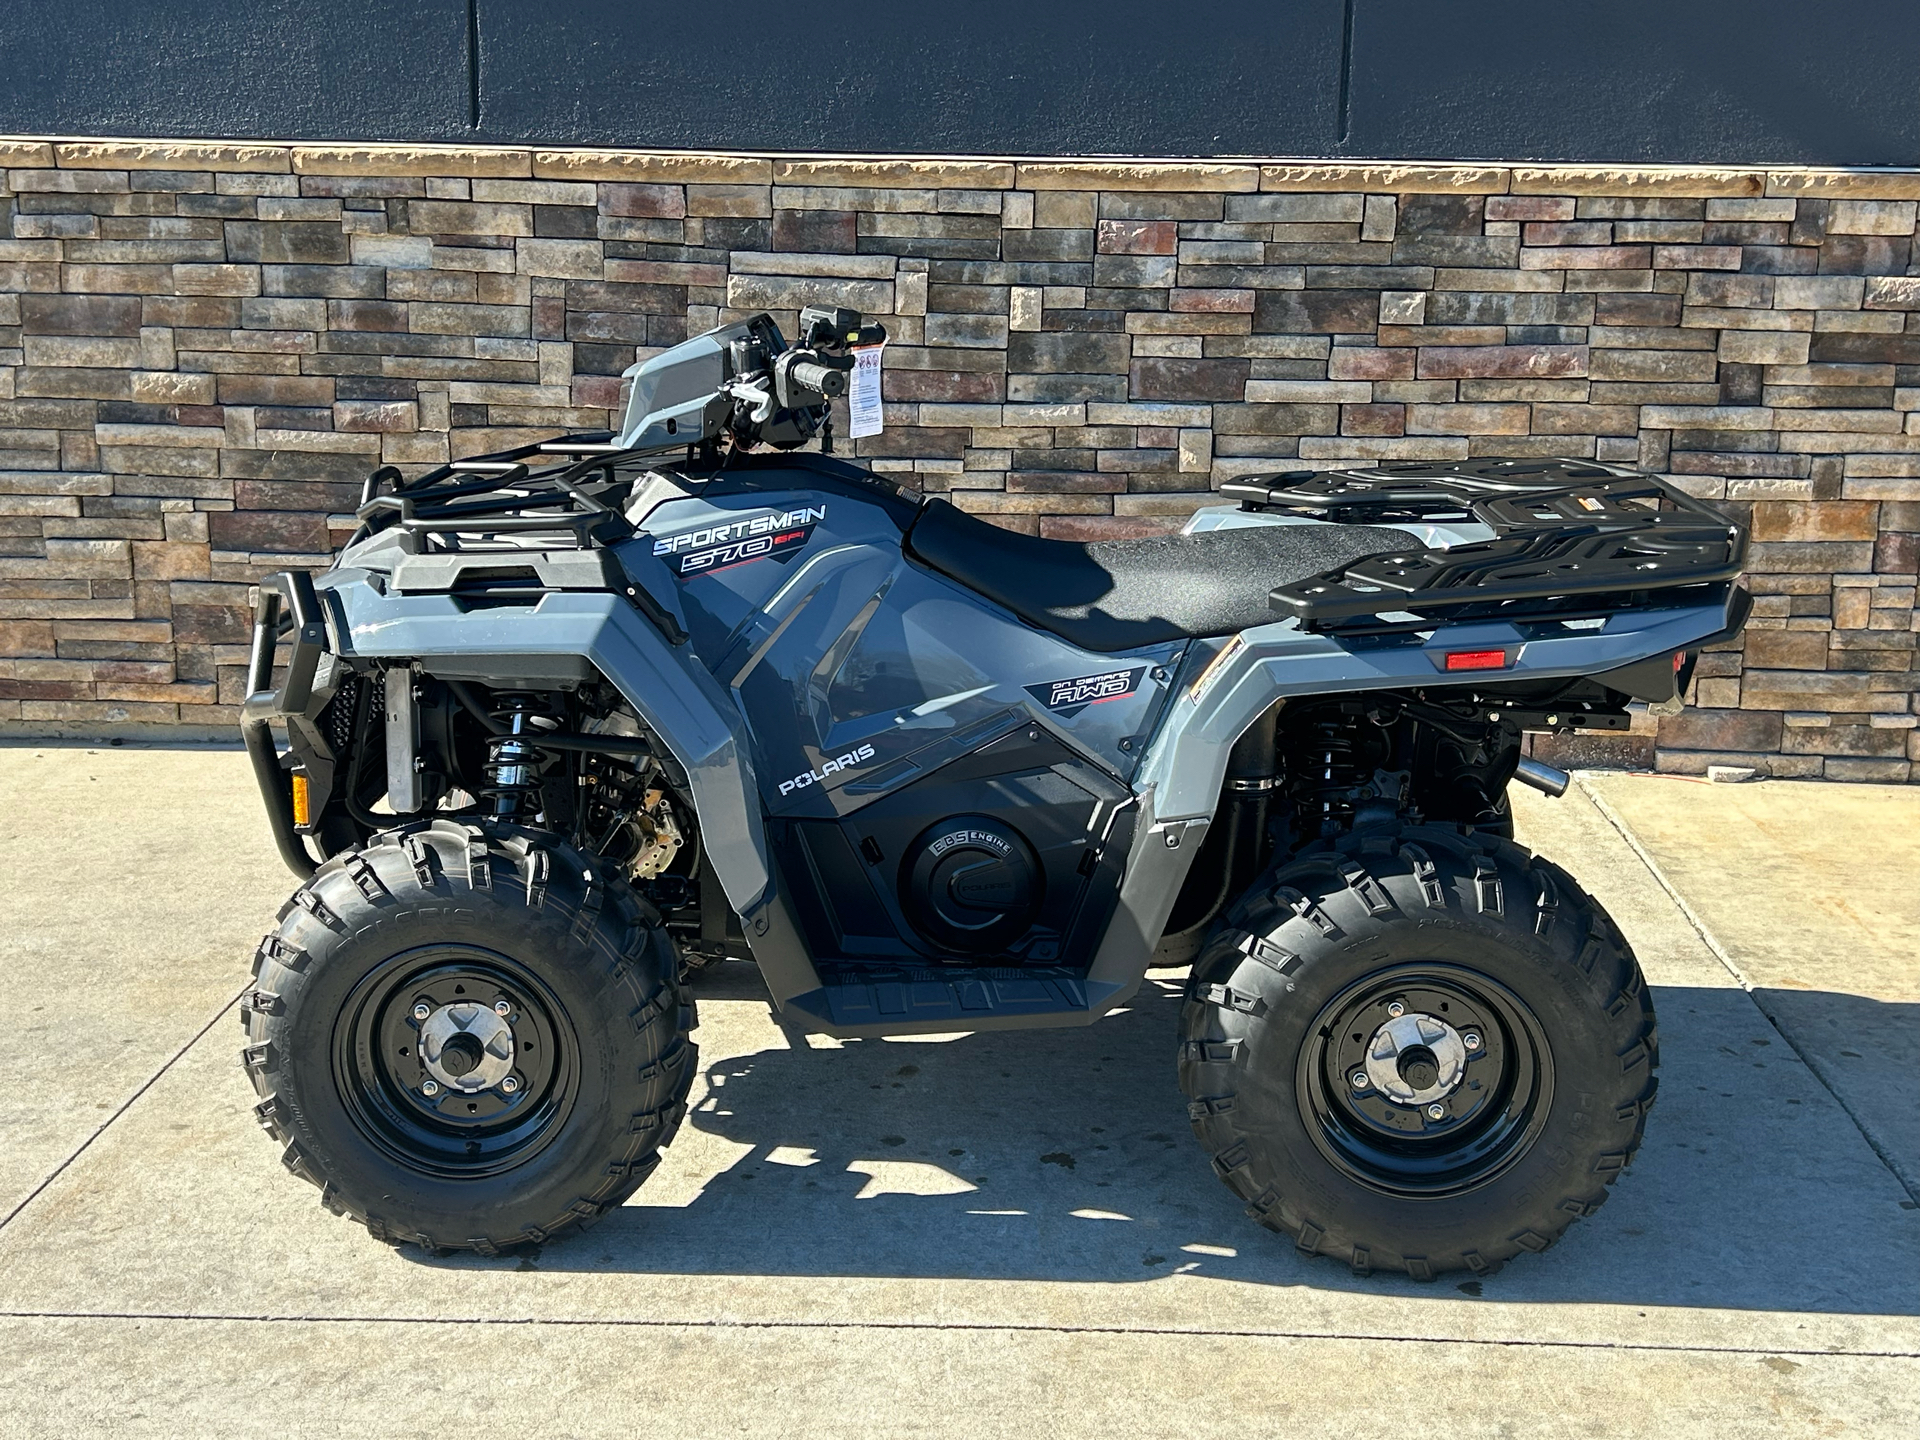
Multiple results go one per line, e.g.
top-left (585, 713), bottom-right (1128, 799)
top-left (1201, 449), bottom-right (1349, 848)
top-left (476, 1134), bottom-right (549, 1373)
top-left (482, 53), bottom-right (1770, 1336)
top-left (904, 499), bottom-right (1412, 653)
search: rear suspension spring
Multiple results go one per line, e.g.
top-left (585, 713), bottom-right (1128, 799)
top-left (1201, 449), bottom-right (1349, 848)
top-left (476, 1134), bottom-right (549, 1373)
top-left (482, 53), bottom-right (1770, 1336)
top-left (1300, 718), bottom-right (1364, 834)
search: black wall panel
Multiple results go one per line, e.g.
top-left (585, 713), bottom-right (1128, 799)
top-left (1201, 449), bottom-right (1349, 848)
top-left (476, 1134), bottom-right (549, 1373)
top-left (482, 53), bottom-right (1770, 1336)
top-left (475, 2), bottom-right (1344, 156)
top-left (1346, 1), bottom-right (1920, 166)
top-left (2, 1), bottom-right (1917, 166)
top-left (1, 0), bottom-right (470, 141)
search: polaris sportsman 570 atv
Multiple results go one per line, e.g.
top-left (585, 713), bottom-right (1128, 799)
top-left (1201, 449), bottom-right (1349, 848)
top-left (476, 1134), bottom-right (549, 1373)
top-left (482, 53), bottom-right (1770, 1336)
top-left (239, 303), bottom-right (1748, 1276)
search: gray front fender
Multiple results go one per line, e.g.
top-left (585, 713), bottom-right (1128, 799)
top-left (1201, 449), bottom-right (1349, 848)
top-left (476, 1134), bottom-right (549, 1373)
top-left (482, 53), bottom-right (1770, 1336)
top-left (326, 582), bottom-right (776, 912)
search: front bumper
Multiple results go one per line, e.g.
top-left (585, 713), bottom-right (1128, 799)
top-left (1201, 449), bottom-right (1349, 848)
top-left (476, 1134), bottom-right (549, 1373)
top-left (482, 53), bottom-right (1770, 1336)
top-left (240, 570), bottom-right (329, 878)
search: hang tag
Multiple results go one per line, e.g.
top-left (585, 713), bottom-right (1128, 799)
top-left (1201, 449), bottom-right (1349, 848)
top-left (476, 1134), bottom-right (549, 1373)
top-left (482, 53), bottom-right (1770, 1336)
top-left (848, 342), bottom-right (885, 439)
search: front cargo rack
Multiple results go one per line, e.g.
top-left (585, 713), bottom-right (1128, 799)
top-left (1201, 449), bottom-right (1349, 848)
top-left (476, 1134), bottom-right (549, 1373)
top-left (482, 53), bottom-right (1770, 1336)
top-left (352, 432), bottom-right (649, 551)
top-left (1224, 457), bottom-right (1747, 633)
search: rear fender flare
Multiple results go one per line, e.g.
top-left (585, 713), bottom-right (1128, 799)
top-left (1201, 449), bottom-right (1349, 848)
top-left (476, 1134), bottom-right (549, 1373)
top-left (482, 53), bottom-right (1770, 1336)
top-left (1137, 599), bottom-right (1738, 824)
top-left (1089, 595), bottom-right (1740, 997)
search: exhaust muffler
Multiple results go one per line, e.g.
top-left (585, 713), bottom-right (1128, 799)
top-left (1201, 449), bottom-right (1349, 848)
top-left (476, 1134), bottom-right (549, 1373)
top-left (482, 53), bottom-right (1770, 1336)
top-left (1514, 757), bottom-right (1571, 798)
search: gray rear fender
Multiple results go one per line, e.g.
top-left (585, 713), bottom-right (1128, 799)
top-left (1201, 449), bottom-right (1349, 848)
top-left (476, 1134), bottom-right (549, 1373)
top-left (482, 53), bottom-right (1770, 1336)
top-left (1091, 594), bottom-right (1740, 991)
top-left (1140, 596), bottom-right (1735, 823)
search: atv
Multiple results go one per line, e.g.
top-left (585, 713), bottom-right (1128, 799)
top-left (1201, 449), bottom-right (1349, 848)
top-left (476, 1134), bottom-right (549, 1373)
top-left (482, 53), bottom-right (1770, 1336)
top-left (237, 303), bottom-right (1748, 1275)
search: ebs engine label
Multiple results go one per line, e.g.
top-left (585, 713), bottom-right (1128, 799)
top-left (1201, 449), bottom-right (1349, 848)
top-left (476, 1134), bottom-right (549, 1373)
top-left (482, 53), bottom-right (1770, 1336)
top-left (651, 505), bottom-right (826, 578)
top-left (1024, 665), bottom-right (1147, 718)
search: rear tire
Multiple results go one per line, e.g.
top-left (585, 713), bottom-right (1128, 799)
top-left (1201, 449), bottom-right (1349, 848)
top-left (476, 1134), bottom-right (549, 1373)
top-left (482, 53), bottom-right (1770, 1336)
top-left (1179, 822), bottom-right (1656, 1279)
top-left (240, 818), bottom-right (696, 1254)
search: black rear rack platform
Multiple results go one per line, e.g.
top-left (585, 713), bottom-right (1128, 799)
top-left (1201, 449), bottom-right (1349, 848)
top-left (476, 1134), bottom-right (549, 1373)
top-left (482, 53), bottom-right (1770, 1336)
top-left (1222, 458), bottom-right (1746, 632)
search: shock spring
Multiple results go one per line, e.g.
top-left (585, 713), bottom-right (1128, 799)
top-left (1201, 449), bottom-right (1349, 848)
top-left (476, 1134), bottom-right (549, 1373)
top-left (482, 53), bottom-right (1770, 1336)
top-left (1302, 718), bottom-right (1363, 833)
top-left (481, 692), bottom-right (555, 818)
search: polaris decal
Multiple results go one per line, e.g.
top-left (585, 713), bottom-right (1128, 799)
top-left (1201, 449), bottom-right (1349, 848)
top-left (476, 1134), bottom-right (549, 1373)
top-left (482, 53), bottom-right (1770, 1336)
top-left (778, 742), bottom-right (876, 796)
top-left (1024, 665), bottom-right (1147, 719)
top-left (652, 505), bottom-right (827, 578)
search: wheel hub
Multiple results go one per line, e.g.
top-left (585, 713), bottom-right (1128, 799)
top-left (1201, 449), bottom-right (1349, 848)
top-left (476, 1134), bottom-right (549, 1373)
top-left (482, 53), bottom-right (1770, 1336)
top-left (1300, 964), bottom-right (1554, 1199)
top-left (335, 949), bottom-right (578, 1180)
top-left (417, 1001), bottom-right (516, 1094)
top-left (1363, 1011), bottom-right (1469, 1105)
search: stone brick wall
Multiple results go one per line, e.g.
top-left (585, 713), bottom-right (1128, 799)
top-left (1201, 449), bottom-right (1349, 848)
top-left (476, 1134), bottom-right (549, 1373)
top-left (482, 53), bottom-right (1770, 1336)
top-left (1, 138), bottom-right (1916, 781)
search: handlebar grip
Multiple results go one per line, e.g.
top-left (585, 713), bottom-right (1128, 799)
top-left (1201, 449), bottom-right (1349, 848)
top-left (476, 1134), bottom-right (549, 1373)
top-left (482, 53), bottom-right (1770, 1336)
top-left (790, 360), bottom-right (848, 398)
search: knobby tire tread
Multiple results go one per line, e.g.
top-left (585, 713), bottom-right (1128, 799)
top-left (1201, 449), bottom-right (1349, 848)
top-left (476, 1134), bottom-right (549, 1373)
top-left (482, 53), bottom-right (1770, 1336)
top-left (1178, 822), bottom-right (1658, 1279)
top-left (239, 817), bottom-right (697, 1254)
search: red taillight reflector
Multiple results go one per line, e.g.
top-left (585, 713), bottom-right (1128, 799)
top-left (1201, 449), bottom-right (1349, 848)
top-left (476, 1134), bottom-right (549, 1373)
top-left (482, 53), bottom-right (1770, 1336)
top-left (1444, 649), bottom-right (1509, 672)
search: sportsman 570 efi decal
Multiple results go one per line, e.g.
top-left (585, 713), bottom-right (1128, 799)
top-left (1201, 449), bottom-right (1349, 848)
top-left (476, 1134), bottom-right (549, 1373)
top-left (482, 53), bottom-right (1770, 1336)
top-left (652, 504), bottom-right (827, 576)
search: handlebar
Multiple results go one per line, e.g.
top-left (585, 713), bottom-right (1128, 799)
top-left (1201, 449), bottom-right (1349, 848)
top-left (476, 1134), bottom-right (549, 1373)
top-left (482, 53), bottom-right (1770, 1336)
top-left (703, 310), bottom-right (886, 452)
top-left (789, 360), bottom-right (847, 398)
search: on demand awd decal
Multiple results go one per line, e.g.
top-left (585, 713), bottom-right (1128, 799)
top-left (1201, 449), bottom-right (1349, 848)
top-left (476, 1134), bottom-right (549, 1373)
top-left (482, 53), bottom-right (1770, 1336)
top-left (1024, 665), bottom-right (1146, 719)
top-left (652, 505), bottom-right (826, 577)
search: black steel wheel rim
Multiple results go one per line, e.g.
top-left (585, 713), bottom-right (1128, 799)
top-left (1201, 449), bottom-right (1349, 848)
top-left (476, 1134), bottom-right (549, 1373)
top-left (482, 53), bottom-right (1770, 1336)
top-left (1296, 963), bottom-right (1555, 1199)
top-left (332, 944), bottom-right (580, 1179)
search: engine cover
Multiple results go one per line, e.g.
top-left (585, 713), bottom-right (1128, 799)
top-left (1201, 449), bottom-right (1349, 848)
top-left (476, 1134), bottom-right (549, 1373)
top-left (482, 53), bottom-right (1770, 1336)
top-left (900, 816), bottom-right (1042, 956)
top-left (769, 727), bottom-right (1133, 969)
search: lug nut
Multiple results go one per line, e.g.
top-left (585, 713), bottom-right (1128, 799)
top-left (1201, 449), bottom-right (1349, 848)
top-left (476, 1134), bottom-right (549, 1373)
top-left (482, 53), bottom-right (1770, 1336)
top-left (411, 1002), bottom-right (432, 1021)
top-left (494, 999), bottom-right (513, 1017)
top-left (1426, 1102), bottom-right (1445, 1120)
top-left (1350, 1070), bottom-right (1369, 1091)
top-left (421, 1080), bottom-right (440, 1097)
top-left (501, 1076), bottom-right (520, 1094)
top-left (1463, 1032), bottom-right (1482, 1051)
top-left (1386, 1001), bottom-right (1405, 1018)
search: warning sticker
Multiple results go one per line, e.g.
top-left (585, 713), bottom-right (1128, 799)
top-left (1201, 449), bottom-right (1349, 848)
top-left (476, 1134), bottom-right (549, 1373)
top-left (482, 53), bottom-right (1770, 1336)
top-left (848, 342), bottom-right (886, 440)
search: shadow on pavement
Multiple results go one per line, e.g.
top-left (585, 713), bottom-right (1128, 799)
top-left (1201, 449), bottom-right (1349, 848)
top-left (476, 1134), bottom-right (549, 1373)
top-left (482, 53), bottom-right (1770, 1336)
top-left (468, 967), bottom-right (1920, 1313)
top-left (1747, 986), bottom-right (1920, 1199)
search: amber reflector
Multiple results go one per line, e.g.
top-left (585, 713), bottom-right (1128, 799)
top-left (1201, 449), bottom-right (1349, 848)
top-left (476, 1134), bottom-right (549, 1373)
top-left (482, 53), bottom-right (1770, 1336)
top-left (290, 772), bottom-right (311, 827)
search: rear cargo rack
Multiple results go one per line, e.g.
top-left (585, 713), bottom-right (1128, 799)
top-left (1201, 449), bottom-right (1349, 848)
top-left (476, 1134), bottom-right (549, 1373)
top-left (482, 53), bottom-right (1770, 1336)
top-left (1223, 458), bottom-right (1746, 633)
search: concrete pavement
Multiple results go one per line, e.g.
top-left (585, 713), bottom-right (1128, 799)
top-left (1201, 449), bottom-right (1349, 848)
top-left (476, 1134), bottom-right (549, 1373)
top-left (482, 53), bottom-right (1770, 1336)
top-left (0, 746), bottom-right (1915, 1437)
top-left (1580, 772), bottom-right (1920, 1199)
top-left (0, 748), bottom-right (291, 1222)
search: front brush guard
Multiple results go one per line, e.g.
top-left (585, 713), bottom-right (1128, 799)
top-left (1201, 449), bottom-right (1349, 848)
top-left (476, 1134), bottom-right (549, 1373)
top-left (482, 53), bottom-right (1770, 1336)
top-left (240, 570), bottom-right (328, 878)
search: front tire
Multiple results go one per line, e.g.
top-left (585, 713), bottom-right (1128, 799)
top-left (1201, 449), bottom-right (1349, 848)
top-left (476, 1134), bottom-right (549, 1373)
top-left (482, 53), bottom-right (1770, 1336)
top-left (241, 819), bottom-right (696, 1254)
top-left (1179, 823), bottom-right (1656, 1278)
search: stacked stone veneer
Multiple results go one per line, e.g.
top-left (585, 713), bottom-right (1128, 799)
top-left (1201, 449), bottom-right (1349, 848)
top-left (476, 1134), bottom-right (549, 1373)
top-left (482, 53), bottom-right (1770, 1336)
top-left (0, 139), bottom-right (1917, 780)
